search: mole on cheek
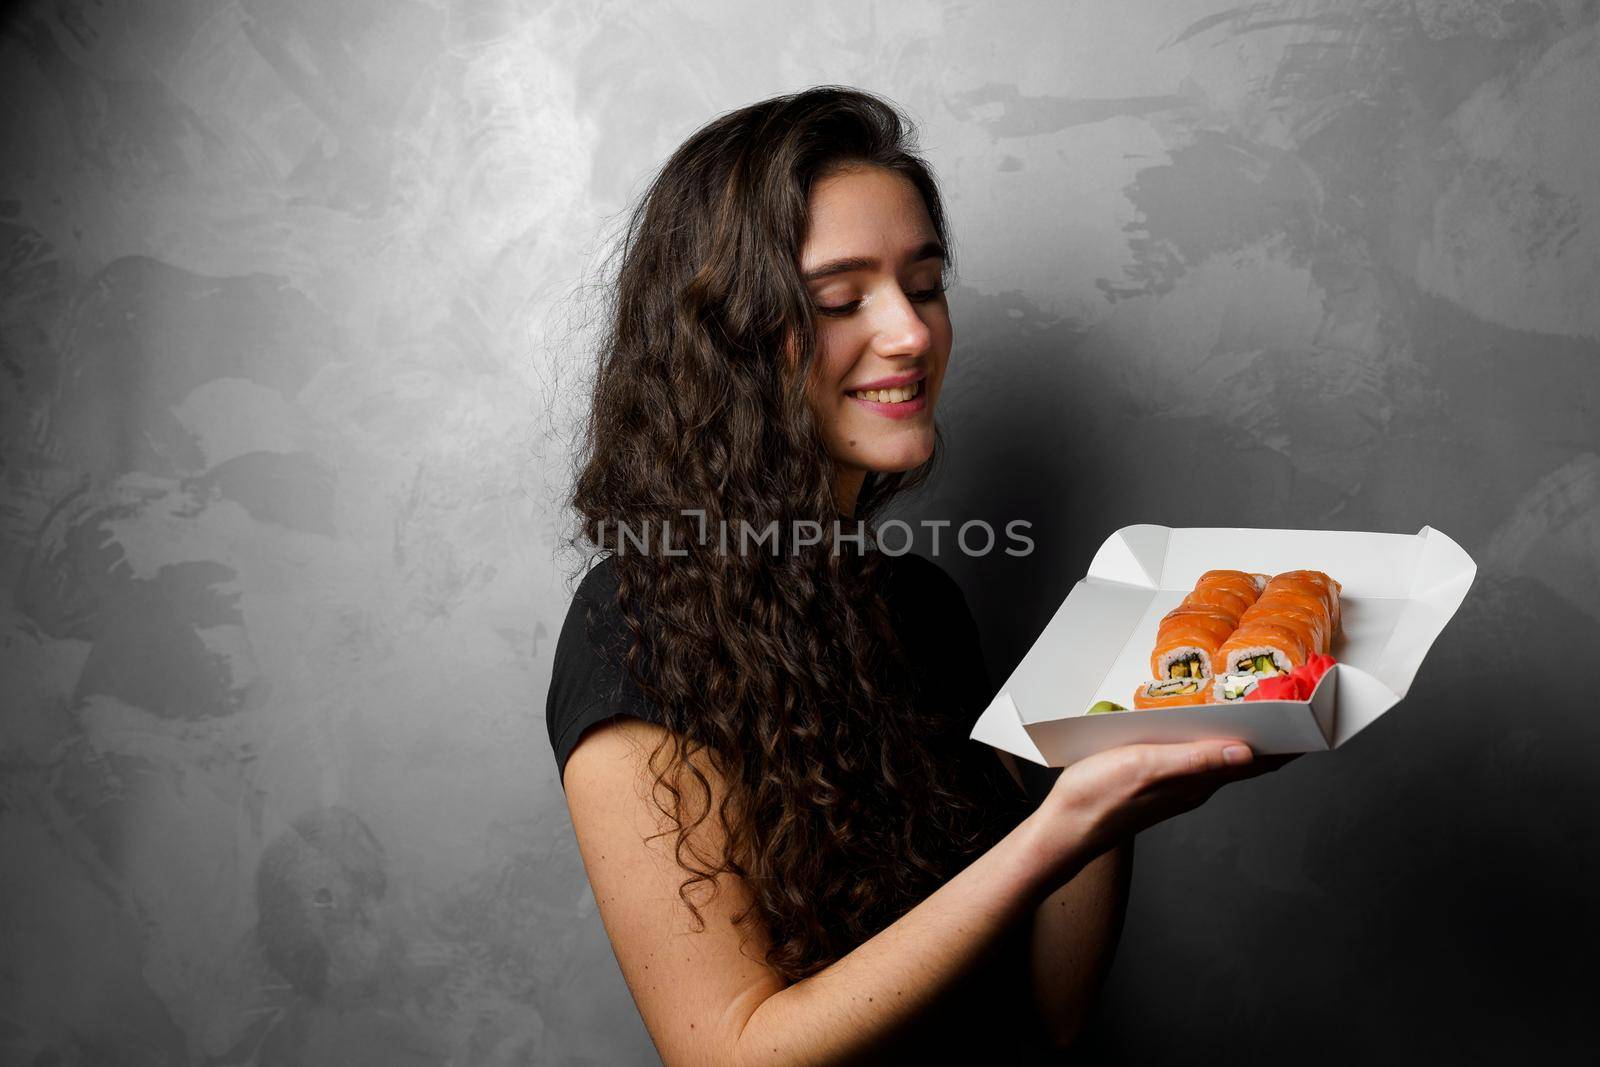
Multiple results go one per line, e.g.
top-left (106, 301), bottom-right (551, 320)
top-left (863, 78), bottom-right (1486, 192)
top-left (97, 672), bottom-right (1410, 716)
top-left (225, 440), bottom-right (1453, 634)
top-left (848, 439), bottom-right (857, 446)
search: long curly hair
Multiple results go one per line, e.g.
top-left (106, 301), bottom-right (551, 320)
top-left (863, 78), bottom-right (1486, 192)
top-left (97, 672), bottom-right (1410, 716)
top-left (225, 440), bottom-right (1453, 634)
top-left (565, 85), bottom-right (1004, 982)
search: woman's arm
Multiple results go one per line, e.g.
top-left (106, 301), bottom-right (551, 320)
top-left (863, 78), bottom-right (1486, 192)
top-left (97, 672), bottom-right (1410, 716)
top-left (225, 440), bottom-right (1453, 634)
top-left (564, 715), bottom-right (1264, 1067)
top-left (1027, 839), bottom-right (1132, 1046)
top-left (1019, 755), bottom-right (1297, 1048)
top-left (996, 749), bottom-right (1133, 1048)
top-left (726, 788), bottom-right (1076, 1066)
top-left (566, 715), bottom-right (1068, 1066)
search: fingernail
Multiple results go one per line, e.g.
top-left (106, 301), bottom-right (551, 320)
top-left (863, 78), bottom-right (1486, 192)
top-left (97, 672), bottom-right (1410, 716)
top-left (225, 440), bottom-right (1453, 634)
top-left (1223, 745), bottom-right (1252, 766)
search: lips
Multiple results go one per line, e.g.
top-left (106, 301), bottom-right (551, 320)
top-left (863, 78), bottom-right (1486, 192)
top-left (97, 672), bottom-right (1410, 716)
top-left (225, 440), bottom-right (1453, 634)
top-left (846, 370), bottom-right (926, 394)
top-left (847, 380), bottom-right (928, 419)
top-left (848, 379), bottom-right (923, 404)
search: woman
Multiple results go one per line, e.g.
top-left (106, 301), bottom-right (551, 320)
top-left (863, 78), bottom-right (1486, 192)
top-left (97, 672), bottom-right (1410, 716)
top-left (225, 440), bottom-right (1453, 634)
top-left (546, 86), bottom-right (1283, 1063)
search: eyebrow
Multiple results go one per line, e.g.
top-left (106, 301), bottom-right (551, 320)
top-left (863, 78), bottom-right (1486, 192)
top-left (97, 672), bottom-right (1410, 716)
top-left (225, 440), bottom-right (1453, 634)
top-left (800, 240), bottom-right (947, 283)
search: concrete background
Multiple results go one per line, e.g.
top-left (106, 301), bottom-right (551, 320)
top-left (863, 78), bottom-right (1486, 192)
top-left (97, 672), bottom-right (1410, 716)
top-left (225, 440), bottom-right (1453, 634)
top-left (2, 1), bottom-right (1595, 1063)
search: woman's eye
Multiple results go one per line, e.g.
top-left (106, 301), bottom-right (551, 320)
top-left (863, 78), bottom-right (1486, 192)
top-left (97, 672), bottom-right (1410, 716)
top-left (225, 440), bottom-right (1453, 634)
top-left (815, 285), bottom-right (944, 318)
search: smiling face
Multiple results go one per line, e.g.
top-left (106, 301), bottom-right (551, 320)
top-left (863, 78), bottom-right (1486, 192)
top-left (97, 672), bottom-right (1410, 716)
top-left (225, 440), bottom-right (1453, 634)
top-left (798, 165), bottom-right (952, 516)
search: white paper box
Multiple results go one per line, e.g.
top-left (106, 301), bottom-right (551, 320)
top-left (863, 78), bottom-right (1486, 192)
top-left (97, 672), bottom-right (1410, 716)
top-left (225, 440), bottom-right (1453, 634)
top-left (969, 525), bottom-right (1477, 767)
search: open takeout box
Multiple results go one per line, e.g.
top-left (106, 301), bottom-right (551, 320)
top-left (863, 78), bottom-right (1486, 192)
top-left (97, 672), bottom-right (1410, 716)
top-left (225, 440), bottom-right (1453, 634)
top-left (970, 525), bottom-right (1477, 767)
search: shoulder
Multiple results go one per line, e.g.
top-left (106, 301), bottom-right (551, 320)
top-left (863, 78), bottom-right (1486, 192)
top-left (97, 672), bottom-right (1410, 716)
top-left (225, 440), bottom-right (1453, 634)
top-left (569, 551), bottom-right (622, 611)
top-left (550, 554), bottom-right (627, 672)
top-left (545, 555), bottom-right (663, 786)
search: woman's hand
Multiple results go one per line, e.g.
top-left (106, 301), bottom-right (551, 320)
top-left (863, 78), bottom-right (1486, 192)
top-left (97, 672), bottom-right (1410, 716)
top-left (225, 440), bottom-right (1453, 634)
top-left (1033, 740), bottom-right (1297, 879)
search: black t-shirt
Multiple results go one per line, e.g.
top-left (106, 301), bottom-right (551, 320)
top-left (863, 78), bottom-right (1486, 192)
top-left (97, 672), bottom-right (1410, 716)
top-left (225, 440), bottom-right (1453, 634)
top-left (546, 550), bottom-right (1048, 818)
top-left (544, 550), bottom-right (1066, 1060)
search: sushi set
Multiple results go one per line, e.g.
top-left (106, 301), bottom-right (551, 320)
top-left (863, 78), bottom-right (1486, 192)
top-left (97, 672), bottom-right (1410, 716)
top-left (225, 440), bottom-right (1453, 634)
top-left (1120, 567), bottom-right (1342, 711)
top-left (969, 525), bottom-right (1476, 768)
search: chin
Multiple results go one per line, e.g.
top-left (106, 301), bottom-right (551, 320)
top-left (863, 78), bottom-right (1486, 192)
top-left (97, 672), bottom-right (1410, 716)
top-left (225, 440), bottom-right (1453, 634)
top-left (856, 442), bottom-right (934, 474)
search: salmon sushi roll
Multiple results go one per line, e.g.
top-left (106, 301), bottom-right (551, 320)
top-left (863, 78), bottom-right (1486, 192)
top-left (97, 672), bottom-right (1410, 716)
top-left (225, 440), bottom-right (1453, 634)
top-left (1180, 583), bottom-right (1255, 620)
top-left (1250, 586), bottom-right (1331, 626)
top-left (1241, 598), bottom-right (1330, 653)
top-left (1211, 673), bottom-right (1261, 702)
top-left (1151, 569), bottom-right (1271, 680)
top-left (1252, 615), bottom-right (1319, 653)
top-left (1267, 570), bottom-right (1342, 633)
top-left (1217, 619), bottom-right (1311, 676)
top-left (1196, 569), bottom-right (1268, 597)
top-left (1151, 609), bottom-right (1236, 679)
top-left (1193, 571), bottom-right (1264, 604)
top-left (1133, 677), bottom-right (1213, 709)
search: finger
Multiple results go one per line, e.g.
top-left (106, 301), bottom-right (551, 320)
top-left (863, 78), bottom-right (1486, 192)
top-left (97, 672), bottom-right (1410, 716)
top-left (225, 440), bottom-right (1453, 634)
top-left (1206, 751), bottom-right (1303, 785)
top-left (1135, 739), bottom-right (1255, 784)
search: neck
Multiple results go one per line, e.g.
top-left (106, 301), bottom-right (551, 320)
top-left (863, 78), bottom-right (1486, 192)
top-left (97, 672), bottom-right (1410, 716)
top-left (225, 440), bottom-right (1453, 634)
top-left (834, 466), bottom-right (866, 519)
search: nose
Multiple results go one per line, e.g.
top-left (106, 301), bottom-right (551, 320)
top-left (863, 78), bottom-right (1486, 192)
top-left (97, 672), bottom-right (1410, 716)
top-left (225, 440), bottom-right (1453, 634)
top-left (870, 289), bottom-right (933, 359)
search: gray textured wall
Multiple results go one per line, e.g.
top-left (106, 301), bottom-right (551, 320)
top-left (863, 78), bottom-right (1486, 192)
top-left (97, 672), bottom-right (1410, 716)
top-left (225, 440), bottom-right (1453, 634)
top-left (2, 1), bottom-right (1595, 1064)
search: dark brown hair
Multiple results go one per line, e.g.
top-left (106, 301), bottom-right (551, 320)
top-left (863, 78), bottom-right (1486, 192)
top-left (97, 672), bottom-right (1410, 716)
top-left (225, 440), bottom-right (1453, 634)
top-left (566, 85), bottom-right (998, 981)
